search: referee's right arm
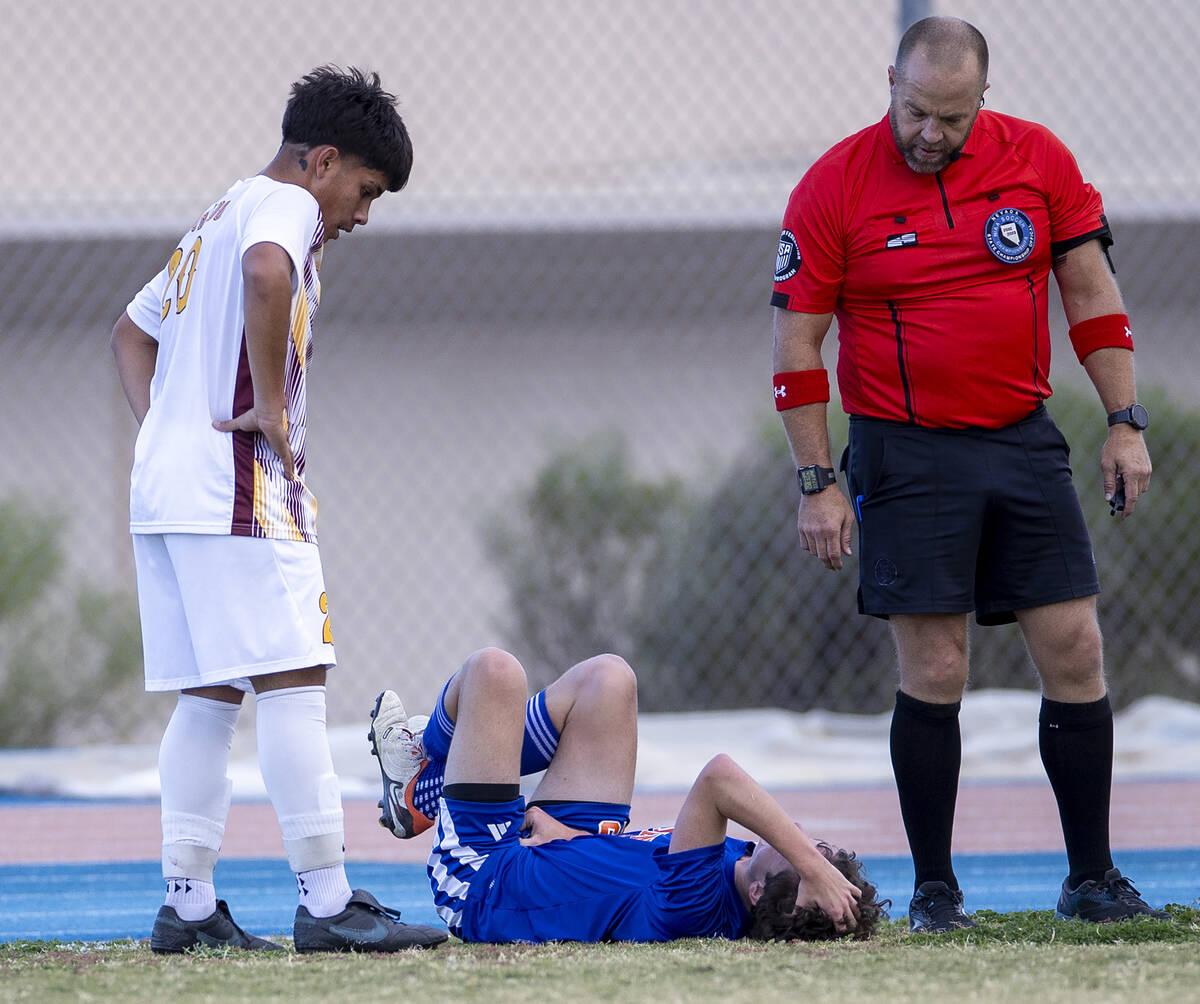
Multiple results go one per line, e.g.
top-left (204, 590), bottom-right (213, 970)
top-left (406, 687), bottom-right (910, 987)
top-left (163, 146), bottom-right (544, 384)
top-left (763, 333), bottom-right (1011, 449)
top-left (772, 308), bottom-right (854, 571)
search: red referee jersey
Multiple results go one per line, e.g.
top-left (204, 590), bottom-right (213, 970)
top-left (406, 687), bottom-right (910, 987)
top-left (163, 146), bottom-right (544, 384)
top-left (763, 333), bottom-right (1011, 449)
top-left (771, 111), bottom-right (1111, 428)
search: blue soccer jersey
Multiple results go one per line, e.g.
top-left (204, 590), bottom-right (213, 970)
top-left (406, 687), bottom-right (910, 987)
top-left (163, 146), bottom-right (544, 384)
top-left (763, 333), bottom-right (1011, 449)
top-left (429, 796), bottom-right (751, 943)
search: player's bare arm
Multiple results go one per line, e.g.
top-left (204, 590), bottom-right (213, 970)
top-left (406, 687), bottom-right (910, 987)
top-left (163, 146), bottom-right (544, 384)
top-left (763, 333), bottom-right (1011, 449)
top-left (1053, 239), bottom-right (1152, 516)
top-left (213, 241), bottom-right (297, 480)
top-left (772, 308), bottom-right (855, 569)
top-left (670, 753), bottom-right (861, 931)
top-left (110, 313), bottom-right (158, 425)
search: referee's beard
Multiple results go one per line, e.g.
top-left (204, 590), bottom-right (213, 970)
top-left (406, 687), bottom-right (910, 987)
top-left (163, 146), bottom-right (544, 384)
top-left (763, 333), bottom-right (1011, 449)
top-left (888, 107), bottom-right (977, 174)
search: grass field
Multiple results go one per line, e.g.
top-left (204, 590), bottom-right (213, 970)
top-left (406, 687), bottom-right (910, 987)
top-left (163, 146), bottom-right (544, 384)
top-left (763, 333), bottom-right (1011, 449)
top-left (3, 908), bottom-right (1199, 1004)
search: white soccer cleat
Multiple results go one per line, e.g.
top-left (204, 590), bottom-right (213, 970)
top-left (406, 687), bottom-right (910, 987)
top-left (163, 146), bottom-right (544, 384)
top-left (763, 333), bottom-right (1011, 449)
top-left (368, 691), bottom-right (436, 838)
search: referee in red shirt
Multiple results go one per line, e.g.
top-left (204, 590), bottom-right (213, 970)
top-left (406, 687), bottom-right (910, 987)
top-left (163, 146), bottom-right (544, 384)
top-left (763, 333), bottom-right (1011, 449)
top-left (772, 16), bottom-right (1163, 931)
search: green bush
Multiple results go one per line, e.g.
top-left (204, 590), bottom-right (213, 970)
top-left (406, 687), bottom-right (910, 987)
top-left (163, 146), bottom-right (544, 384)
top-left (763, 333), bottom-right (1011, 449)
top-left (0, 496), bottom-right (146, 747)
top-left (481, 432), bottom-right (690, 692)
top-left (632, 415), bottom-right (895, 712)
top-left (482, 386), bottom-right (1200, 712)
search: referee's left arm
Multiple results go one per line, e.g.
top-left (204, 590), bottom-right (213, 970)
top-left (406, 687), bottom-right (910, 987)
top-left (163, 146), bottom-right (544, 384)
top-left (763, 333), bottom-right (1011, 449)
top-left (1054, 239), bottom-right (1151, 515)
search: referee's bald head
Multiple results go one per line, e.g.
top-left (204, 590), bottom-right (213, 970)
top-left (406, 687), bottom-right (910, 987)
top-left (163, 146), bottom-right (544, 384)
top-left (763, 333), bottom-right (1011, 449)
top-left (895, 16), bottom-right (989, 91)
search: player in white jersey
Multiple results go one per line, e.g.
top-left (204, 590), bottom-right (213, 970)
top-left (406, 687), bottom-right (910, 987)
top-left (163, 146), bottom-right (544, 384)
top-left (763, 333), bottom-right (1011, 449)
top-left (111, 66), bottom-right (446, 953)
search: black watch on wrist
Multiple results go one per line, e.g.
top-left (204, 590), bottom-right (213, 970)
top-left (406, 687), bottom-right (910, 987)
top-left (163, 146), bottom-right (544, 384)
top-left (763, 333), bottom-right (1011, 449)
top-left (1106, 403), bottom-right (1149, 431)
top-left (797, 465), bottom-right (837, 495)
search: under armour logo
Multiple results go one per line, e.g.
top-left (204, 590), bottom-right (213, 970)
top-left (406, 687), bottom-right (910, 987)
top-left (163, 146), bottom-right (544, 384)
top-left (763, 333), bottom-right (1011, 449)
top-left (774, 385), bottom-right (786, 399)
top-left (1124, 325), bottom-right (1133, 339)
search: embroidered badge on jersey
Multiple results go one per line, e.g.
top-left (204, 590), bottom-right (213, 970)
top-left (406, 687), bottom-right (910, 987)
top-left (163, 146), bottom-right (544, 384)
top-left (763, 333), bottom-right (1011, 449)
top-left (984, 208), bottom-right (1036, 263)
top-left (775, 229), bottom-right (801, 281)
top-left (886, 231), bottom-right (919, 249)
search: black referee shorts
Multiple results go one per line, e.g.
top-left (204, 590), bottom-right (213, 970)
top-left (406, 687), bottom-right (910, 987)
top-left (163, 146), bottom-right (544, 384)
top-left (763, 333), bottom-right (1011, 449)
top-left (843, 404), bottom-right (1100, 625)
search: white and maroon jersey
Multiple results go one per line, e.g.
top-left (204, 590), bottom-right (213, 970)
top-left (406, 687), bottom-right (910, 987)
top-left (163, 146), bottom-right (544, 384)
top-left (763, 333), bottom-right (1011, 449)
top-left (125, 176), bottom-right (325, 542)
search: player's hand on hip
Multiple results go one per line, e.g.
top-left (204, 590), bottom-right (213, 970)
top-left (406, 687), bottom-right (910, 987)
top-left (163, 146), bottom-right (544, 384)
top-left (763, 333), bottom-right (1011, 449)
top-left (213, 405), bottom-right (297, 480)
top-left (796, 491), bottom-right (855, 571)
top-left (519, 806), bottom-right (588, 847)
top-left (1101, 426), bottom-right (1152, 519)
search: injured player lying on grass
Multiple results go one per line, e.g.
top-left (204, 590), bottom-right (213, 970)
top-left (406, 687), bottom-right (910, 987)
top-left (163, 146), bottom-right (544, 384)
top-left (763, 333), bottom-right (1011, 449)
top-left (368, 647), bottom-right (888, 944)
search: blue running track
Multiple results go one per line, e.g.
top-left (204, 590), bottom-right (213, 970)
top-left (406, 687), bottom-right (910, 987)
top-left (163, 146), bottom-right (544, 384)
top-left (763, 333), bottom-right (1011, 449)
top-left (3, 849), bottom-right (1198, 943)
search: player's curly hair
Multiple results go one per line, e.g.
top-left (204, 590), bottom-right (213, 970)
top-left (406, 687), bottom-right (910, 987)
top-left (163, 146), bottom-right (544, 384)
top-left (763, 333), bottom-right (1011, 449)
top-left (746, 842), bottom-right (890, 942)
top-left (282, 65), bottom-right (413, 192)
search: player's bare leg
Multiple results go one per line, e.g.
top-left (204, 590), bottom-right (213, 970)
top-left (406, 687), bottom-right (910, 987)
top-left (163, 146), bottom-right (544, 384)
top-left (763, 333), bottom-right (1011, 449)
top-left (529, 654), bottom-right (638, 805)
top-left (372, 648), bottom-right (635, 844)
top-left (442, 647), bottom-right (527, 788)
top-left (181, 684), bottom-right (245, 703)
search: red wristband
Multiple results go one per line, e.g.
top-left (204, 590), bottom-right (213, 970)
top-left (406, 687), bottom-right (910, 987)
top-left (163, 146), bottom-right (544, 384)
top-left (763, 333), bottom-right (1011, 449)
top-left (1068, 313), bottom-right (1134, 363)
top-left (773, 369), bottom-right (830, 410)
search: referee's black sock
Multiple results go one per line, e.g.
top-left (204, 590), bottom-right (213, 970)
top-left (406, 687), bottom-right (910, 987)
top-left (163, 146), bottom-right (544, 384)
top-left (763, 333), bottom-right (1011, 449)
top-left (891, 689), bottom-right (962, 892)
top-left (1039, 694), bottom-right (1115, 888)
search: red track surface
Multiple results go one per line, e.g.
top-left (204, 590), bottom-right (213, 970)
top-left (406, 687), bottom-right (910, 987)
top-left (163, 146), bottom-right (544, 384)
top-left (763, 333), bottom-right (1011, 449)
top-left (4, 778), bottom-right (1198, 865)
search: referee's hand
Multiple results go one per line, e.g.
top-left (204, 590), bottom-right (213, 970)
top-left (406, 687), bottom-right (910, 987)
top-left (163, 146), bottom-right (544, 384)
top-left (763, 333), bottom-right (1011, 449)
top-left (796, 490), bottom-right (855, 570)
top-left (1101, 425), bottom-right (1151, 519)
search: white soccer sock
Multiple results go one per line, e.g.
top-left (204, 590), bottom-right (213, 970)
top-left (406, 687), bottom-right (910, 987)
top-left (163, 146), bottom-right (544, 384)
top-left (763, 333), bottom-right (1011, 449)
top-left (255, 686), bottom-right (351, 916)
top-left (296, 864), bottom-right (353, 918)
top-left (158, 694), bottom-right (240, 895)
top-left (164, 877), bottom-right (217, 922)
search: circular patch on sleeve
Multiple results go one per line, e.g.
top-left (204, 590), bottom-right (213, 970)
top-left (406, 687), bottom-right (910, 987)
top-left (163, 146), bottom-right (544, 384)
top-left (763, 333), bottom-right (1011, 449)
top-left (774, 229), bottom-right (802, 282)
top-left (983, 208), bottom-right (1036, 264)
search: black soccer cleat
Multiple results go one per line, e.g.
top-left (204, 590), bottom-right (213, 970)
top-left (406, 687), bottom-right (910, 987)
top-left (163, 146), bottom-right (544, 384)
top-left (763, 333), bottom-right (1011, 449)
top-left (907, 881), bottom-right (978, 933)
top-left (1055, 868), bottom-right (1170, 923)
top-left (150, 900), bottom-right (285, 954)
top-left (293, 888), bottom-right (448, 953)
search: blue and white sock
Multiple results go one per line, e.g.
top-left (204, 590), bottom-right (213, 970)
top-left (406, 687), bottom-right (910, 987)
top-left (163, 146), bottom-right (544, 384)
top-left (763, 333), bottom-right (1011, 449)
top-left (419, 679), bottom-right (456, 763)
top-left (415, 685), bottom-right (560, 821)
top-left (520, 690), bottom-right (560, 774)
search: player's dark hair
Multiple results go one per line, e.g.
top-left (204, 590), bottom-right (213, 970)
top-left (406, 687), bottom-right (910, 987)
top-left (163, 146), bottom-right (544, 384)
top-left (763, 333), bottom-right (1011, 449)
top-left (896, 16), bottom-right (989, 90)
top-left (745, 843), bottom-right (890, 942)
top-left (282, 65), bottom-right (413, 192)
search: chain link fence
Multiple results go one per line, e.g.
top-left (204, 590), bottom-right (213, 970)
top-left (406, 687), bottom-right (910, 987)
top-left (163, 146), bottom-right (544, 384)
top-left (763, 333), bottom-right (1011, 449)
top-left (2, 1), bottom-right (1198, 742)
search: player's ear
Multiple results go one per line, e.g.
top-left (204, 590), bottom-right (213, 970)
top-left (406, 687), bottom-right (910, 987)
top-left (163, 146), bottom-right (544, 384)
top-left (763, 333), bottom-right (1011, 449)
top-left (310, 145), bottom-right (340, 178)
top-left (748, 879), bottom-right (766, 907)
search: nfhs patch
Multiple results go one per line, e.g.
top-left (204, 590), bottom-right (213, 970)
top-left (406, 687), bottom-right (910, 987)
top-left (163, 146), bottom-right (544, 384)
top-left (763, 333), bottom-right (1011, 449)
top-left (984, 208), bottom-right (1036, 264)
top-left (775, 229), bottom-right (801, 282)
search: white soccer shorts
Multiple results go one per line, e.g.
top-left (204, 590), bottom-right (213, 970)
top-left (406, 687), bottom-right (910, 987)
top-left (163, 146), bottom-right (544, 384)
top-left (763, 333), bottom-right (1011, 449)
top-left (132, 533), bottom-right (337, 692)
